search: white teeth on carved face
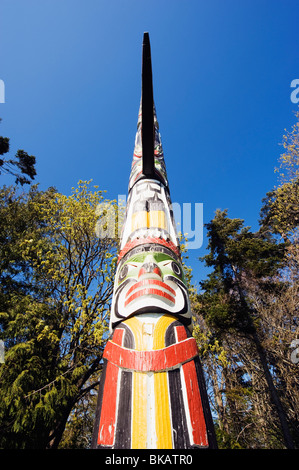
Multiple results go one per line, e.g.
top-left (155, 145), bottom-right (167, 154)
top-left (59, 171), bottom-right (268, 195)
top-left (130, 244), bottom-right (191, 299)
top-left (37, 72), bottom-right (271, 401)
top-left (129, 228), bottom-right (166, 241)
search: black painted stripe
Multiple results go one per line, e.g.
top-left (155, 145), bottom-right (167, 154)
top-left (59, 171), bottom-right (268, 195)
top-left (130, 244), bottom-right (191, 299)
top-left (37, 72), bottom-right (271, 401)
top-left (193, 356), bottom-right (218, 449)
top-left (114, 324), bottom-right (134, 448)
top-left (165, 321), bottom-right (191, 449)
top-left (114, 370), bottom-right (132, 449)
top-left (141, 32), bottom-right (155, 178)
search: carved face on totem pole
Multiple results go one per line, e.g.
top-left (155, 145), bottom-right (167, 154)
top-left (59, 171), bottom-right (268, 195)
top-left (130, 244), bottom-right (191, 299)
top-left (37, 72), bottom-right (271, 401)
top-left (110, 243), bottom-right (192, 330)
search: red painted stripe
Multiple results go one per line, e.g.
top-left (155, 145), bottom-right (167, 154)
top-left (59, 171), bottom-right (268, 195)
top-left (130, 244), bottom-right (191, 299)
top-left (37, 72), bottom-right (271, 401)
top-left (103, 337), bottom-right (198, 372)
top-left (175, 325), bottom-right (187, 342)
top-left (126, 279), bottom-right (176, 297)
top-left (182, 361), bottom-right (208, 446)
top-left (97, 328), bottom-right (124, 446)
top-left (175, 326), bottom-right (208, 447)
top-left (132, 170), bottom-right (143, 183)
top-left (112, 328), bottom-right (124, 346)
top-left (124, 288), bottom-right (175, 307)
top-left (97, 362), bottom-right (119, 446)
top-left (138, 266), bottom-right (162, 278)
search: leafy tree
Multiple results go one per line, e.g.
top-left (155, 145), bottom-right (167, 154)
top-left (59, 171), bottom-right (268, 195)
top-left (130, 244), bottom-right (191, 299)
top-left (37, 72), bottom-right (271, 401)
top-left (0, 120), bottom-right (36, 185)
top-left (0, 181), bottom-right (118, 448)
top-left (58, 387), bottom-right (98, 449)
top-left (260, 111), bottom-right (299, 243)
top-left (257, 112), bottom-right (299, 447)
top-left (276, 110), bottom-right (299, 184)
top-left (199, 210), bottom-right (285, 331)
top-left (260, 179), bottom-right (299, 243)
top-left (196, 209), bottom-right (294, 449)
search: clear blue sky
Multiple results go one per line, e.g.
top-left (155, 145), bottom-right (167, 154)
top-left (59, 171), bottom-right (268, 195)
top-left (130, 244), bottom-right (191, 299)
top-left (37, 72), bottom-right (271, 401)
top-left (1, 0), bottom-right (298, 285)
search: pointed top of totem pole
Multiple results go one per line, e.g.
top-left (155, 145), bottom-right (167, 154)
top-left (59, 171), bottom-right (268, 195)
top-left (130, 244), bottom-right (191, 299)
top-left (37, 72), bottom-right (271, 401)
top-left (128, 33), bottom-right (168, 193)
top-left (141, 32), bottom-right (155, 179)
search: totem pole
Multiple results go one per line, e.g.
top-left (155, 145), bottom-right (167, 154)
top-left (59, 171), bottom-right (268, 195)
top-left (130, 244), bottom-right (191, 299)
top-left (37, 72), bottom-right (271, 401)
top-left (92, 33), bottom-right (217, 450)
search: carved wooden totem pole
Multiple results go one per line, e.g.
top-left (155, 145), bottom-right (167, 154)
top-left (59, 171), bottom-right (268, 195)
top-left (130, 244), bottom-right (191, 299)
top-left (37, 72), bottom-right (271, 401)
top-left (92, 33), bottom-right (217, 450)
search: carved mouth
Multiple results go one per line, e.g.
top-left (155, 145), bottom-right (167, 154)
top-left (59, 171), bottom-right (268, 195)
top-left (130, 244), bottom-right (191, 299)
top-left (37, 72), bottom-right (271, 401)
top-left (124, 279), bottom-right (176, 307)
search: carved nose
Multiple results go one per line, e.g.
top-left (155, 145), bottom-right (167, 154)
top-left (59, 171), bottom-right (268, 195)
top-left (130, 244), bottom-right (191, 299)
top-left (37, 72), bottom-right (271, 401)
top-left (138, 262), bottom-right (162, 279)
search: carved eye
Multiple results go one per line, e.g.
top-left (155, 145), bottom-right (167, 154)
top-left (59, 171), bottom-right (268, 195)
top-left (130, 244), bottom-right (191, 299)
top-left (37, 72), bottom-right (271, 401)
top-left (118, 264), bottom-right (128, 282)
top-left (118, 263), bottom-right (139, 283)
top-left (171, 261), bottom-right (182, 278)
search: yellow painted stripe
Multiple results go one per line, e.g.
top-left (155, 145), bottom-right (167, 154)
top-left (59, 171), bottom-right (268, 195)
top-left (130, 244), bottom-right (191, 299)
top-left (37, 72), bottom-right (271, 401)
top-left (131, 211), bottom-right (148, 231)
top-left (148, 210), bottom-right (167, 229)
top-left (124, 316), bottom-right (147, 449)
top-left (131, 209), bottom-right (167, 231)
top-left (124, 316), bottom-right (143, 348)
top-left (153, 315), bottom-right (175, 350)
top-left (153, 315), bottom-right (176, 449)
top-left (132, 371), bottom-right (147, 448)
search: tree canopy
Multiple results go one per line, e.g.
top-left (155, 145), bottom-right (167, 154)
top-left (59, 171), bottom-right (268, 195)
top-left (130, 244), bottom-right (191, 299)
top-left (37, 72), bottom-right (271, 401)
top-left (0, 181), bottom-right (118, 448)
top-left (0, 120), bottom-right (36, 186)
top-left (193, 112), bottom-right (299, 449)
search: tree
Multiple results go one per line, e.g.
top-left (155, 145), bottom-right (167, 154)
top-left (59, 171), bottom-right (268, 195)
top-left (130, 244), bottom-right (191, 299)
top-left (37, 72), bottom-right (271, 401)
top-left (0, 181), bottom-right (118, 448)
top-left (276, 110), bottom-right (299, 184)
top-left (257, 111), bottom-right (299, 447)
top-left (0, 120), bottom-right (36, 185)
top-left (58, 387), bottom-right (98, 449)
top-left (260, 111), bottom-right (299, 243)
top-left (196, 209), bottom-right (295, 448)
top-left (260, 179), bottom-right (299, 243)
top-left (248, 242), bottom-right (299, 448)
top-left (0, 185), bottom-right (50, 305)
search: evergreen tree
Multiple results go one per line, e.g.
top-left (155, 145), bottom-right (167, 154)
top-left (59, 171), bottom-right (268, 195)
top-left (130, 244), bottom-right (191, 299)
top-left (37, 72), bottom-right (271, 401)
top-left (258, 111), bottom-right (299, 447)
top-left (196, 209), bottom-right (294, 448)
top-left (0, 181), bottom-right (118, 448)
top-left (260, 111), bottom-right (299, 243)
top-left (0, 120), bottom-right (36, 185)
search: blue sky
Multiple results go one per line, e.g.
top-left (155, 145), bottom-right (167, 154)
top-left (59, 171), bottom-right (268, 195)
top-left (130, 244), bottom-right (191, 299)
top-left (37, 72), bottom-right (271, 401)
top-left (0, 0), bottom-right (298, 286)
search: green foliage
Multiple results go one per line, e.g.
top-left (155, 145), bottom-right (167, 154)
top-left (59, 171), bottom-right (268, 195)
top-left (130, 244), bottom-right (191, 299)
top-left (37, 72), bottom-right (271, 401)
top-left (260, 111), bottom-right (299, 242)
top-left (276, 110), bottom-right (299, 184)
top-left (0, 120), bottom-right (36, 185)
top-left (0, 181), bottom-right (118, 448)
top-left (215, 426), bottom-right (243, 449)
top-left (58, 392), bottom-right (98, 449)
top-left (260, 178), bottom-right (299, 242)
top-left (194, 202), bottom-right (296, 448)
top-left (198, 209), bottom-right (285, 333)
top-left (193, 323), bottom-right (228, 368)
